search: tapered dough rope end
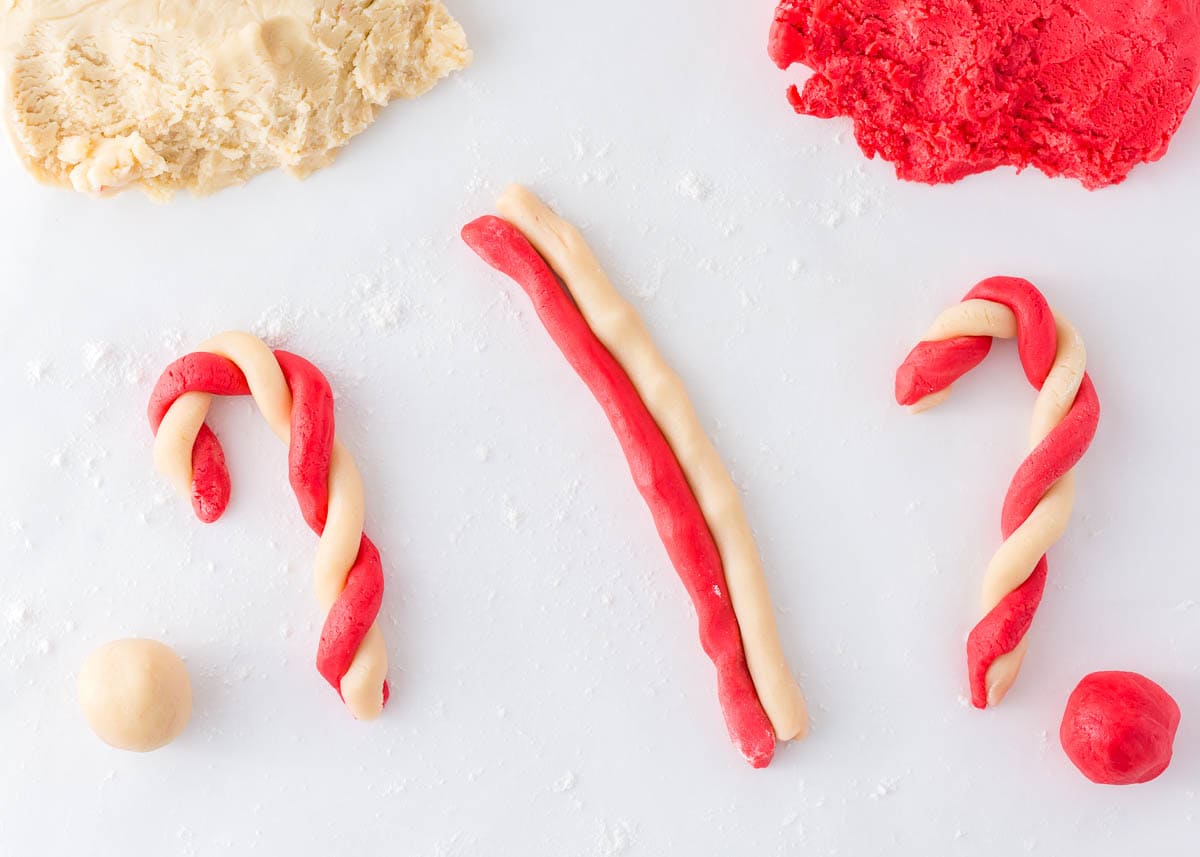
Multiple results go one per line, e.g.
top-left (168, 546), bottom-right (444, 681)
top-left (895, 337), bottom-right (992, 410)
top-left (496, 184), bottom-right (554, 232)
top-left (768, 676), bottom-right (809, 742)
top-left (335, 626), bottom-right (391, 721)
top-left (188, 432), bottom-right (232, 523)
top-left (983, 644), bottom-right (1027, 708)
top-left (461, 216), bottom-right (525, 273)
top-left (906, 389), bottom-right (951, 415)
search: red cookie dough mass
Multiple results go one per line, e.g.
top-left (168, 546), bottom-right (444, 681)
top-left (1061, 672), bottom-right (1180, 785)
top-left (769, 0), bottom-right (1200, 188)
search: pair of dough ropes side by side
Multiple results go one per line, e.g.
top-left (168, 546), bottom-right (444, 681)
top-left (146, 191), bottom-right (1125, 775)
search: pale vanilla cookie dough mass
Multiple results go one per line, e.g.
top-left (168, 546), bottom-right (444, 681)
top-left (78, 639), bottom-right (192, 752)
top-left (0, 0), bottom-right (470, 198)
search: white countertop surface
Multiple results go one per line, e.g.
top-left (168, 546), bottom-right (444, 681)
top-left (1, 2), bottom-right (1197, 854)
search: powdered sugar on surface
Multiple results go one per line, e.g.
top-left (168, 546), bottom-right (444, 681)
top-left (0, 1), bottom-right (1197, 855)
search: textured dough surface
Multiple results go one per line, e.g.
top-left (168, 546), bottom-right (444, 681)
top-left (1, 0), bottom-right (471, 198)
top-left (769, 0), bottom-right (1200, 189)
top-left (1060, 671), bottom-right (1180, 785)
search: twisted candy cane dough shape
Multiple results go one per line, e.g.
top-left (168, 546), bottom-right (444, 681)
top-left (495, 185), bottom-right (808, 744)
top-left (148, 332), bottom-right (389, 720)
top-left (895, 278), bottom-right (1100, 709)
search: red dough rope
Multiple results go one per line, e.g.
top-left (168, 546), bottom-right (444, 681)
top-left (895, 278), bottom-right (1100, 708)
top-left (462, 215), bottom-right (777, 767)
top-left (148, 333), bottom-right (389, 720)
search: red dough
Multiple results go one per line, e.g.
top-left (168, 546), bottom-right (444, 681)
top-left (148, 350), bottom-right (389, 709)
top-left (1061, 671), bottom-right (1181, 784)
top-left (769, 0), bottom-right (1200, 188)
top-left (895, 277), bottom-right (1100, 707)
top-left (147, 353), bottom-right (249, 523)
top-left (462, 215), bottom-right (776, 768)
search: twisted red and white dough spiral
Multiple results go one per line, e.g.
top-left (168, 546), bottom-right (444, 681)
top-left (148, 332), bottom-right (389, 719)
top-left (895, 278), bottom-right (1100, 708)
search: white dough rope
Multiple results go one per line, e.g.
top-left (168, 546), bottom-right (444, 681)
top-left (497, 185), bottom-right (809, 741)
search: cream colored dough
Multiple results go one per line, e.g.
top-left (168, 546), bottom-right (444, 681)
top-left (78, 638), bottom-right (192, 752)
top-left (153, 332), bottom-right (388, 719)
top-left (913, 301), bottom-right (1087, 707)
top-left (497, 185), bottom-right (809, 742)
top-left (0, 0), bottom-right (470, 198)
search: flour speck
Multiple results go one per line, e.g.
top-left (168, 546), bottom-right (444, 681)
top-left (352, 273), bottom-right (406, 333)
top-left (676, 170), bottom-right (713, 202)
top-left (594, 820), bottom-right (635, 857)
top-left (253, 304), bottom-right (304, 347)
top-left (81, 340), bottom-right (112, 375)
top-left (25, 359), bottom-right (50, 385)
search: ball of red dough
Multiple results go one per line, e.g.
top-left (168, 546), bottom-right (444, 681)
top-left (1060, 671), bottom-right (1180, 785)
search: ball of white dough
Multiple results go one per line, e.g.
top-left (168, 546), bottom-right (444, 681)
top-left (78, 639), bottom-right (192, 752)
